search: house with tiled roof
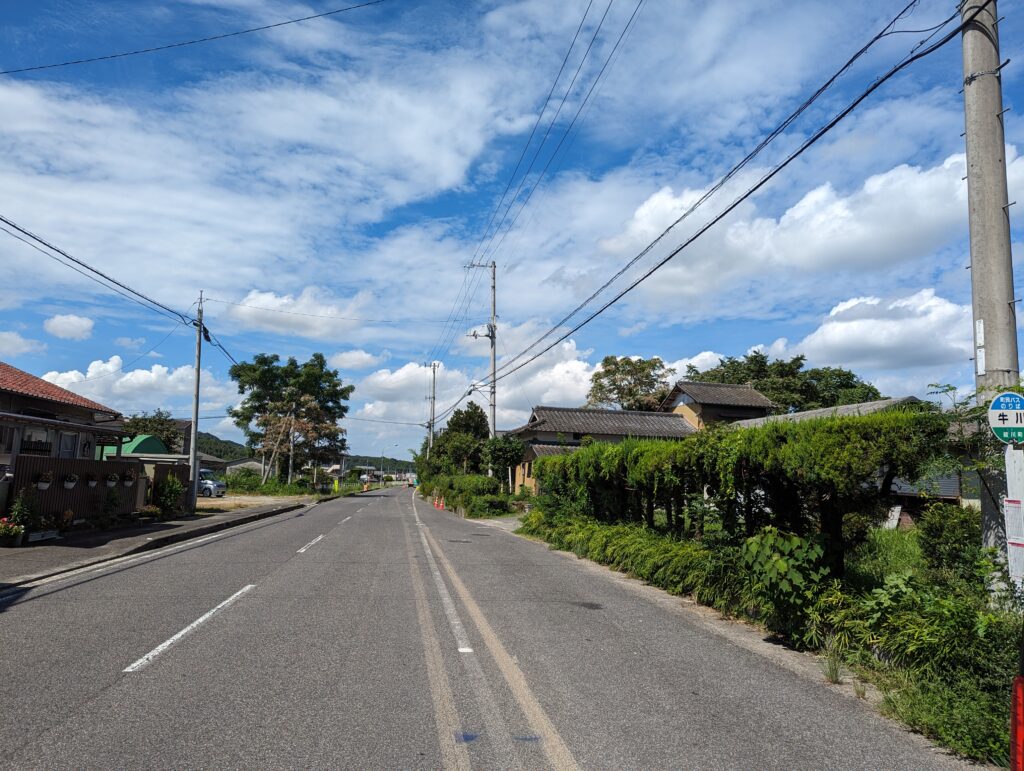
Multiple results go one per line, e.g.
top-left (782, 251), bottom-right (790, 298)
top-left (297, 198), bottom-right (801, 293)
top-left (0, 361), bottom-right (135, 520)
top-left (507, 406), bottom-right (695, 493)
top-left (659, 381), bottom-right (774, 429)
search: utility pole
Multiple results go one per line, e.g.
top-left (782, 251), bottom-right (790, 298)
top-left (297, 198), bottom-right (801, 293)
top-left (468, 261), bottom-right (498, 439)
top-left (427, 361), bottom-right (438, 459)
top-left (963, 0), bottom-right (1017, 394)
top-left (188, 291), bottom-right (204, 512)
top-left (961, 0), bottom-right (1018, 551)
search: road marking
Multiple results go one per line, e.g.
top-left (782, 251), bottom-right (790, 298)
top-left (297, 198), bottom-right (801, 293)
top-left (339, 516), bottom-right (351, 525)
top-left (123, 584), bottom-right (255, 673)
top-left (297, 534), bottom-right (325, 553)
top-left (408, 491), bottom-right (520, 767)
top-left (412, 490), bottom-right (579, 771)
top-left (402, 522), bottom-right (472, 771)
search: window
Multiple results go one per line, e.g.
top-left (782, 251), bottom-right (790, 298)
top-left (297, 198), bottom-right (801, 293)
top-left (526, 462), bottom-right (532, 478)
top-left (0, 426), bottom-right (13, 454)
top-left (21, 427), bottom-right (52, 456)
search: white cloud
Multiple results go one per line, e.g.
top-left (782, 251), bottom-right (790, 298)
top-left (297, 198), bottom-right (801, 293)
top-left (43, 314), bottom-right (93, 340)
top-left (42, 356), bottom-right (237, 415)
top-left (665, 351), bottom-right (723, 376)
top-left (0, 331), bottom-right (44, 356)
top-left (115, 336), bottom-right (146, 350)
top-left (328, 349), bottom-right (386, 371)
top-left (217, 288), bottom-right (372, 339)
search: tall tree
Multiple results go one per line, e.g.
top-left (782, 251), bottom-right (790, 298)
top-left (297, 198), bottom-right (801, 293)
top-left (123, 409), bottom-right (182, 450)
top-left (445, 401), bottom-right (490, 440)
top-left (587, 356), bottom-right (676, 411)
top-left (229, 353), bottom-right (354, 482)
top-left (686, 352), bottom-right (881, 413)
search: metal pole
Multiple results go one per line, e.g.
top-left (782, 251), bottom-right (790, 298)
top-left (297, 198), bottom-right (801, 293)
top-left (963, 0), bottom-right (1017, 393)
top-left (188, 291), bottom-right (203, 512)
top-left (962, 0), bottom-right (1019, 551)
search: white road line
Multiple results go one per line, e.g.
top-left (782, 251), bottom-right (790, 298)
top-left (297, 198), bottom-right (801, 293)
top-left (339, 516), bottom-right (351, 525)
top-left (409, 493), bottom-right (473, 653)
top-left (123, 584), bottom-right (255, 673)
top-left (297, 534), bottom-right (325, 553)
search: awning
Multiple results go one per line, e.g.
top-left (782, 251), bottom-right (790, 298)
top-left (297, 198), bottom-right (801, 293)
top-left (0, 410), bottom-right (124, 438)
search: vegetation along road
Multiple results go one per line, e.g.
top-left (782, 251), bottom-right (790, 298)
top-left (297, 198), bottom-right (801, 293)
top-left (0, 488), bottom-right (966, 769)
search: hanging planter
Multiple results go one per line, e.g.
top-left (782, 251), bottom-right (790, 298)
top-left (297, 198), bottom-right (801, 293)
top-left (123, 469), bottom-right (138, 488)
top-left (63, 473), bottom-right (79, 490)
top-left (105, 473), bottom-right (119, 488)
top-left (36, 471), bottom-right (53, 491)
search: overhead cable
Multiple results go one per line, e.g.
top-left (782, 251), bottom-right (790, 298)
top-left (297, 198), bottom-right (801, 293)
top-left (0, 0), bottom-right (392, 76)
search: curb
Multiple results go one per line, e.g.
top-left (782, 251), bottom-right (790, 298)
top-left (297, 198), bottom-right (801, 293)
top-left (4, 500), bottom-right (311, 588)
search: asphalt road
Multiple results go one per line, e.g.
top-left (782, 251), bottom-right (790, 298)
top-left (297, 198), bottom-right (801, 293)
top-left (0, 488), bottom-right (968, 770)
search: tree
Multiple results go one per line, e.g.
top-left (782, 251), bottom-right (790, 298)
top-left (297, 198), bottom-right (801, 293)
top-left (482, 435), bottom-right (524, 491)
top-left (587, 356), bottom-right (676, 411)
top-left (687, 352), bottom-right (881, 413)
top-left (229, 353), bottom-right (354, 483)
top-left (123, 409), bottom-right (182, 450)
top-left (445, 401), bottom-right (490, 440)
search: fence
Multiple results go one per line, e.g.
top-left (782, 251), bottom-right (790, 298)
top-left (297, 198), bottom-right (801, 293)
top-left (6, 456), bottom-right (144, 524)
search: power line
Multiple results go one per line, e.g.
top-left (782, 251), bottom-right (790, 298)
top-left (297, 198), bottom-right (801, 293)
top-left (0, 0), bottom-right (393, 76)
top-left (490, 0), bottom-right (928, 381)
top-left (0, 213), bottom-right (193, 324)
top-left (484, 1), bottom-right (991, 389)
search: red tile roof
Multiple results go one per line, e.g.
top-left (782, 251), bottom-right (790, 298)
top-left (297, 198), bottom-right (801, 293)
top-left (0, 361), bottom-right (120, 415)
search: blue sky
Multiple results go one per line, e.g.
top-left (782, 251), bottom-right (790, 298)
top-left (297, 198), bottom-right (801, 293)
top-left (1, 0), bottom-right (1022, 458)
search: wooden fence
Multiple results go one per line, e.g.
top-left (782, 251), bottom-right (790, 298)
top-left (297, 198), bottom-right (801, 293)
top-left (7, 456), bottom-right (144, 524)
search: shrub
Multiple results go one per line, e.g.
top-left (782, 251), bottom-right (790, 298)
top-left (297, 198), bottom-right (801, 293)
top-left (7, 489), bottom-right (40, 531)
top-left (846, 528), bottom-right (925, 591)
top-left (154, 476), bottom-right (185, 519)
top-left (917, 503), bottom-right (985, 584)
top-left (465, 494), bottom-right (511, 518)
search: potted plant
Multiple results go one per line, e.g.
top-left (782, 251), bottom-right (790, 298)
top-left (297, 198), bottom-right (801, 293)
top-left (36, 470), bottom-right (54, 491)
top-left (85, 473), bottom-right (98, 488)
top-left (123, 468), bottom-right (137, 488)
top-left (63, 473), bottom-right (79, 490)
top-left (105, 472), bottom-right (119, 488)
top-left (0, 518), bottom-right (25, 547)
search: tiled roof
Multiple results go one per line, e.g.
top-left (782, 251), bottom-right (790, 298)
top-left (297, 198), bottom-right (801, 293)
top-left (528, 443), bottom-right (578, 457)
top-left (891, 474), bottom-right (960, 499)
top-left (666, 381), bottom-right (775, 409)
top-left (0, 361), bottom-right (119, 415)
top-left (511, 406), bottom-right (695, 439)
top-left (732, 397), bottom-right (919, 428)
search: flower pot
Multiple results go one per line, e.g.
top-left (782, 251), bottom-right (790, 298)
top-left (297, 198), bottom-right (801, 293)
top-left (36, 482), bottom-right (51, 491)
top-left (13, 531), bottom-right (24, 547)
top-left (124, 479), bottom-right (135, 488)
top-left (105, 480), bottom-right (117, 488)
top-left (63, 481), bottom-right (76, 490)
top-left (87, 480), bottom-right (97, 488)
top-left (0, 535), bottom-right (13, 548)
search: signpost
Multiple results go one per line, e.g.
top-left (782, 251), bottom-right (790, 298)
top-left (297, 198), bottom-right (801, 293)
top-left (989, 392), bottom-right (1024, 591)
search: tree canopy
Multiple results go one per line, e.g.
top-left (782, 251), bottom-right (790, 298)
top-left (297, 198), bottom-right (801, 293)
top-left (123, 409), bottom-right (182, 450)
top-left (586, 355), bottom-right (676, 411)
top-left (686, 351), bottom-right (881, 413)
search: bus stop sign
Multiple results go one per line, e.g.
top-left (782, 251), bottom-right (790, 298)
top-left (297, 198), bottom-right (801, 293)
top-left (989, 392), bottom-right (1024, 443)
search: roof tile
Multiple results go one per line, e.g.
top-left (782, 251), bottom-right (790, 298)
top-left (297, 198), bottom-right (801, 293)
top-left (0, 361), bottom-right (120, 415)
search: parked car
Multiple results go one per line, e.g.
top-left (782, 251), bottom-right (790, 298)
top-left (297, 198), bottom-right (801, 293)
top-left (198, 469), bottom-right (226, 498)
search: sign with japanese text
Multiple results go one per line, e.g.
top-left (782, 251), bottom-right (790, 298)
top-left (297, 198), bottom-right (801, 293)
top-left (988, 392), bottom-right (1024, 443)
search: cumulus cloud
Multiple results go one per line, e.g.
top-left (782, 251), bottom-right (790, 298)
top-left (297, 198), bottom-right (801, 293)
top-left (329, 349), bottom-right (386, 371)
top-left (0, 331), bottom-right (44, 357)
top-left (216, 288), bottom-right (372, 340)
top-left (43, 357), bottom-right (237, 414)
top-left (43, 314), bottom-right (93, 340)
top-left (115, 336), bottom-right (146, 350)
top-left (665, 351), bottom-right (723, 376)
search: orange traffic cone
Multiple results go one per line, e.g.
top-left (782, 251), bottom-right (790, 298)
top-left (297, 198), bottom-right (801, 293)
top-left (440, 497), bottom-right (445, 510)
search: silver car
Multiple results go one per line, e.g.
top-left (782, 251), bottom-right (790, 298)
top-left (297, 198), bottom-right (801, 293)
top-left (198, 470), bottom-right (227, 497)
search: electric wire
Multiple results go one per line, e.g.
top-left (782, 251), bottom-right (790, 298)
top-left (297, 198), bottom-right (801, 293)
top-left (205, 296), bottom-right (478, 326)
top-left (0, 0), bottom-right (392, 76)
top-left (489, 0), bottom-right (928, 380)
top-left (482, 0), bottom-right (991, 390)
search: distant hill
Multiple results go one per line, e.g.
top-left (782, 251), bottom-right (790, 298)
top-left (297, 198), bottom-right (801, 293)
top-left (346, 454), bottom-right (415, 473)
top-left (196, 432), bottom-right (251, 461)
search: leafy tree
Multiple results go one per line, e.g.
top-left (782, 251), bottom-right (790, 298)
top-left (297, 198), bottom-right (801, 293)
top-left (229, 353), bottom-right (354, 483)
top-left (441, 432), bottom-right (481, 474)
top-left (445, 401), bottom-right (491, 440)
top-left (587, 355), bottom-right (676, 411)
top-left (482, 435), bottom-right (524, 490)
top-left (123, 409), bottom-right (183, 450)
top-left (687, 351), bottom-right (880, 412)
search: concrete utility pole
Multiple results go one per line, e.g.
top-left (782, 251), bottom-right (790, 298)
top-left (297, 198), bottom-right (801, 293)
top-left (427, 361), bottom-right (438, 459)
top-left (488, 260), bottom-right (497, 441)
top-left (961, 0), bottom-right (1019, 551)
top-left (188, 291), bottom-right (204, 512)
top-left (963, 0), bottom-right (1017, 393)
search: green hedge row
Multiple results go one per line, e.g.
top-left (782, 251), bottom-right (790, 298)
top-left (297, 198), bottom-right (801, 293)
top-left (418, 474), bottom-right (513, 518)
top-left (534, 409), bottom-right (948, 575)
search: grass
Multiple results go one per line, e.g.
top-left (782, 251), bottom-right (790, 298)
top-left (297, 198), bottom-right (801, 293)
top-left (845, 527), bottom-right (924, 591)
